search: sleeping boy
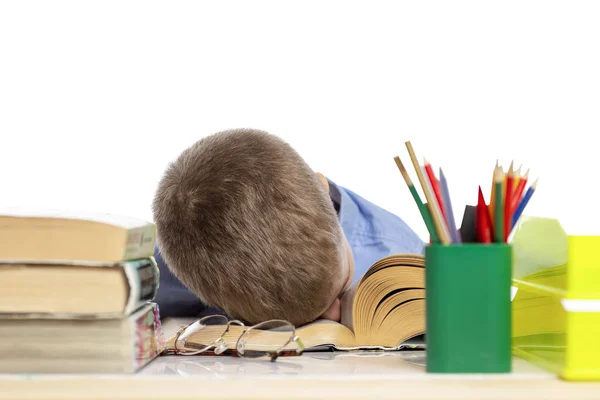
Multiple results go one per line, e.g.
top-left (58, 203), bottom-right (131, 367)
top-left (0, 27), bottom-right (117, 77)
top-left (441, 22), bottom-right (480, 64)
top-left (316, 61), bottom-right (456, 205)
top-left (152, 129), bottom-right (423, 325)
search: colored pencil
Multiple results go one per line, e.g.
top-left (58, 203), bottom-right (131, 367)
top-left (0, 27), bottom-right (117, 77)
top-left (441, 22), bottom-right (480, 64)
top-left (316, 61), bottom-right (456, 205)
top-left (513, 164), bottom-right (522, 191)
top-left (500, 163), bottom-right (506, 208)
top-left (504, 161), bottom-right (514, 241)
top-left (424, 158), bottom-right (447, 221)
top-left (511, 178), bottom-right (538, 229)
top-left (394, 156), bottom-right (440, 243)
top-left (494, 167), bottom-right (505, 243)
top-left (500, 164), bottom-right (506, 204)
top-left (422, 165), bottom-right (450, 240)
top-left (484, 187), bottom-right (494, 241)
top-left (477, 186), bottom-right (492, 243)
top-left (511, 168), bottom-right (529, 212)
top-left (439, 167), bottom-right (461, 243)
top-left (489, 160), bottom-right (499, 233)
top-left (405, 141), bottom-right (451, 244)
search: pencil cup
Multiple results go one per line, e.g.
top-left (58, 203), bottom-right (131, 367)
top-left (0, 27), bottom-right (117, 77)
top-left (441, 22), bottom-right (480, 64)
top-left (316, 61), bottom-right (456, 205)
top-left (425, 244), bottom-right (512, 373)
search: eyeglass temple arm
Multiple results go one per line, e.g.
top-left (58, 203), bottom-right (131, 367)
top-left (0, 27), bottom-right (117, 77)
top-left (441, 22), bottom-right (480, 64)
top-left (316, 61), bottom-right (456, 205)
top-left (227, 319), bottom-right (245, 327)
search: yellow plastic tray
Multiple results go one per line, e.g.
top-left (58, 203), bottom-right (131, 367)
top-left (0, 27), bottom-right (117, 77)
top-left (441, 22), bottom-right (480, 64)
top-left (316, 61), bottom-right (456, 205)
top-left (511, 218), bottom-right (600, 381)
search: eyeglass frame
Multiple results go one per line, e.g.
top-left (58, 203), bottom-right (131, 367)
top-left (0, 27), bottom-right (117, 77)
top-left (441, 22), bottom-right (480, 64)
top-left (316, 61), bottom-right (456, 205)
top-left (172, 314), bottom-right (305, 362)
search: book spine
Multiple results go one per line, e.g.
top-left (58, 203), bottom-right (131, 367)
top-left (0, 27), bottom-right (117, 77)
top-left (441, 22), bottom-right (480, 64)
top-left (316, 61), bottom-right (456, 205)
top-left (131, 303), bottom-right (165, 372)
top-left (122, 258), bottom-right (160, 315)
top-left (123, 224), bottom-right (156, 261)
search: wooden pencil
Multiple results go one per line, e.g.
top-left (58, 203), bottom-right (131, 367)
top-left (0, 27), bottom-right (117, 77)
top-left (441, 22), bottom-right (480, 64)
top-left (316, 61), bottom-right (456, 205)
top-left (422, 164), bottom-right (450, 240)
top-left (477, 186), bottom-right (492, 243)
top-left (511, 168), bottom-right (529, 211)
top-left (513, 164), bottom-right (522, 191)
top-left (511, 178), bottom-right (538, 229)
top-left (489, 160), bottom-right (499, 235)
top-left (424, 158), bottom-right (447, 221)
top-left (504, 161), bottom-right (514, 242)
top-left (404, 141), bottom-right (451, 244)
top-left (394, 156), bottom-right (440, 243)
top-left (494, 167), bottom-right (505, 243)
top-left (500, 164), bottom-right (506, 207)
top-left (439, 167), bottom-right (461, 243)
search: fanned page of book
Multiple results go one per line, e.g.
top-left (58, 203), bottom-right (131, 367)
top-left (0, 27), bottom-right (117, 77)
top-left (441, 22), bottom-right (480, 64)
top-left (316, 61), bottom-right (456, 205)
top-left (0, 207), bottom-right (151, 229)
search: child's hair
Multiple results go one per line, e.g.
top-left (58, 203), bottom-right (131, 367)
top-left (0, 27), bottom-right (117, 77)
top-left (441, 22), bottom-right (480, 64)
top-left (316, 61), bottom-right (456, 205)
top-left (152, 129), bottom-right (344, 326)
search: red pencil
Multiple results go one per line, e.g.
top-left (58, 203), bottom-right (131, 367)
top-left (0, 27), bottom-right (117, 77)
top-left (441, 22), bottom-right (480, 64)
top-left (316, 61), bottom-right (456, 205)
top-left (504, 162), bottom-right (514, 241)
top-left (477, 186), bottom-right (492, 243)
top-left (511, 168), bottom-right (529, 212)
top-left (423, 158), bottom-right (447, 221)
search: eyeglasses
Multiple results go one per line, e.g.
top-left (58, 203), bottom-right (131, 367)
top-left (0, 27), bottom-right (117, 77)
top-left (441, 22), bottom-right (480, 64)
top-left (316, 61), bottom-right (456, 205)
top-left (171, 315), bottom-right (305, 362)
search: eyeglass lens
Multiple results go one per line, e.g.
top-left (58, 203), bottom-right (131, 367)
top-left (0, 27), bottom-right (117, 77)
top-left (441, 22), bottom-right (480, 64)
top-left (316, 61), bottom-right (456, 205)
top-left (237, 320), bottom-right (296, 358)
top-left (176, 315), bottom-right (230, 352)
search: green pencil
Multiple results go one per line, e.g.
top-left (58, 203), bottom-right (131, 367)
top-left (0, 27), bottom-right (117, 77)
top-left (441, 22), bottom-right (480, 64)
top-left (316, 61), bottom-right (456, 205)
top-left (394, 156), bottom-right (440, 243)
top-left (494, 166), bottom-right (504, 243)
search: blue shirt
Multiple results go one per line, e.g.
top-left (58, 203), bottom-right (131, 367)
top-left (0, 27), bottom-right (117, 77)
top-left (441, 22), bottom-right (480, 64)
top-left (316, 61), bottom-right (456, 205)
top-left (154, 179), bottom-right (424, 317)
top-left (329, 180), bottom-right (424, 285)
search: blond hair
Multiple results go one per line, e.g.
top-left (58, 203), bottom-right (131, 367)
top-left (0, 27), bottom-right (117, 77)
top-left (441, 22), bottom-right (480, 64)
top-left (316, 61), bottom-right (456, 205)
top-left (152, 129), bottom-right (344, 326)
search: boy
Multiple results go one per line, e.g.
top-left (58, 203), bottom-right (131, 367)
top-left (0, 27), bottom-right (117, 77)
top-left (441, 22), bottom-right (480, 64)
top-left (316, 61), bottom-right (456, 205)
top-left (153, 129), bottom-right (423, 325)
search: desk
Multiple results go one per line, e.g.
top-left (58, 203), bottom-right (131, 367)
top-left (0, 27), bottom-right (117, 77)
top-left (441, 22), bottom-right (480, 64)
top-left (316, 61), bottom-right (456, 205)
top-left (1, 318), bottom-right (600, 400)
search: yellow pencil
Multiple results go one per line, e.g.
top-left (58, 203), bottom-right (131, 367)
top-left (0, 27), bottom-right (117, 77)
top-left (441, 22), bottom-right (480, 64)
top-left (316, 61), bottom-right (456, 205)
top-left (404, 141), bottom-right (451, 244)
top-left (513, 164), bottom-right (522, 191)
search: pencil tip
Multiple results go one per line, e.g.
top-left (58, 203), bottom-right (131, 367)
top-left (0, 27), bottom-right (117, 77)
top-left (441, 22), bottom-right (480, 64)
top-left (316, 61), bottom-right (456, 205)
top-left (423, 156), bottom-right (428, 165)
top-left (509, 161), bottom-right (514, 173)
top-left (524, 168), bottom-right (530, 179)
top-left (494, 167), bottom-right (504, 181)
top-left (532, 178), bottom-right (539, 188)
top-left (439, 167), bottom-right (446, 182)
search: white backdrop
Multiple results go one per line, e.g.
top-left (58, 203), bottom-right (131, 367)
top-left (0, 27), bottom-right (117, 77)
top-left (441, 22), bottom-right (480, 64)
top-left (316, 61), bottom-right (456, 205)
top-left (1, 1), bottom-right (599, 240)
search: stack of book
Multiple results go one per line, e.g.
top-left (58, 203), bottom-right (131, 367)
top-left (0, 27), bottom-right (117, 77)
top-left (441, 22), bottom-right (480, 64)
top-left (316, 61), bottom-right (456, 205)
top-left (0, 209), bottom-right (165, 373)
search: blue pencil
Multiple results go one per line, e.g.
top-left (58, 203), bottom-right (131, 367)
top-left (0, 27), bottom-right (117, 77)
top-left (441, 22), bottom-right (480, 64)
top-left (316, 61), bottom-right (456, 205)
top-left (439, 168), bottom-right (461, 243)
top-left (511, 178), bottom-right (538, 228)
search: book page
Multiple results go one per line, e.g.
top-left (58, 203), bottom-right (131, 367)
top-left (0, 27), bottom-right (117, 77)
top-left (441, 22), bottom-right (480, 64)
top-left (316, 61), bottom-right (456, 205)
top-left (340, 254), bottom-right (423, 323)
top-left (340, 280), bottom-right (359, 331)
top-left (297, 319), bottom-right (355, 350)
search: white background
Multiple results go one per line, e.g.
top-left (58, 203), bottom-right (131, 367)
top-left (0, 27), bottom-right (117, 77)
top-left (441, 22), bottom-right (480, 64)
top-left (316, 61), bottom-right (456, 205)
top-left (1, 1), bottom-right (598, 240)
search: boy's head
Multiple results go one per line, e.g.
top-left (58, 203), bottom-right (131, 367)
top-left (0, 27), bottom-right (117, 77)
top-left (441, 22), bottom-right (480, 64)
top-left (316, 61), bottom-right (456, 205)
top-left (152, 129), bottom-right (353, 326)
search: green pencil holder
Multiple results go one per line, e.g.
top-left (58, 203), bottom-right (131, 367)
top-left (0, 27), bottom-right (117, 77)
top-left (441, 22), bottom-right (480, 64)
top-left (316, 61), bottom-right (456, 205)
top-left (425, 244), bottom-right (512, 373)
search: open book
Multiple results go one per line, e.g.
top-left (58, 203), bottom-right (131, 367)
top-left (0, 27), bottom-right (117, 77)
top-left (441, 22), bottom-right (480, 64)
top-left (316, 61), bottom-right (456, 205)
top-left (169, 254), bottom-right (425, 352)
